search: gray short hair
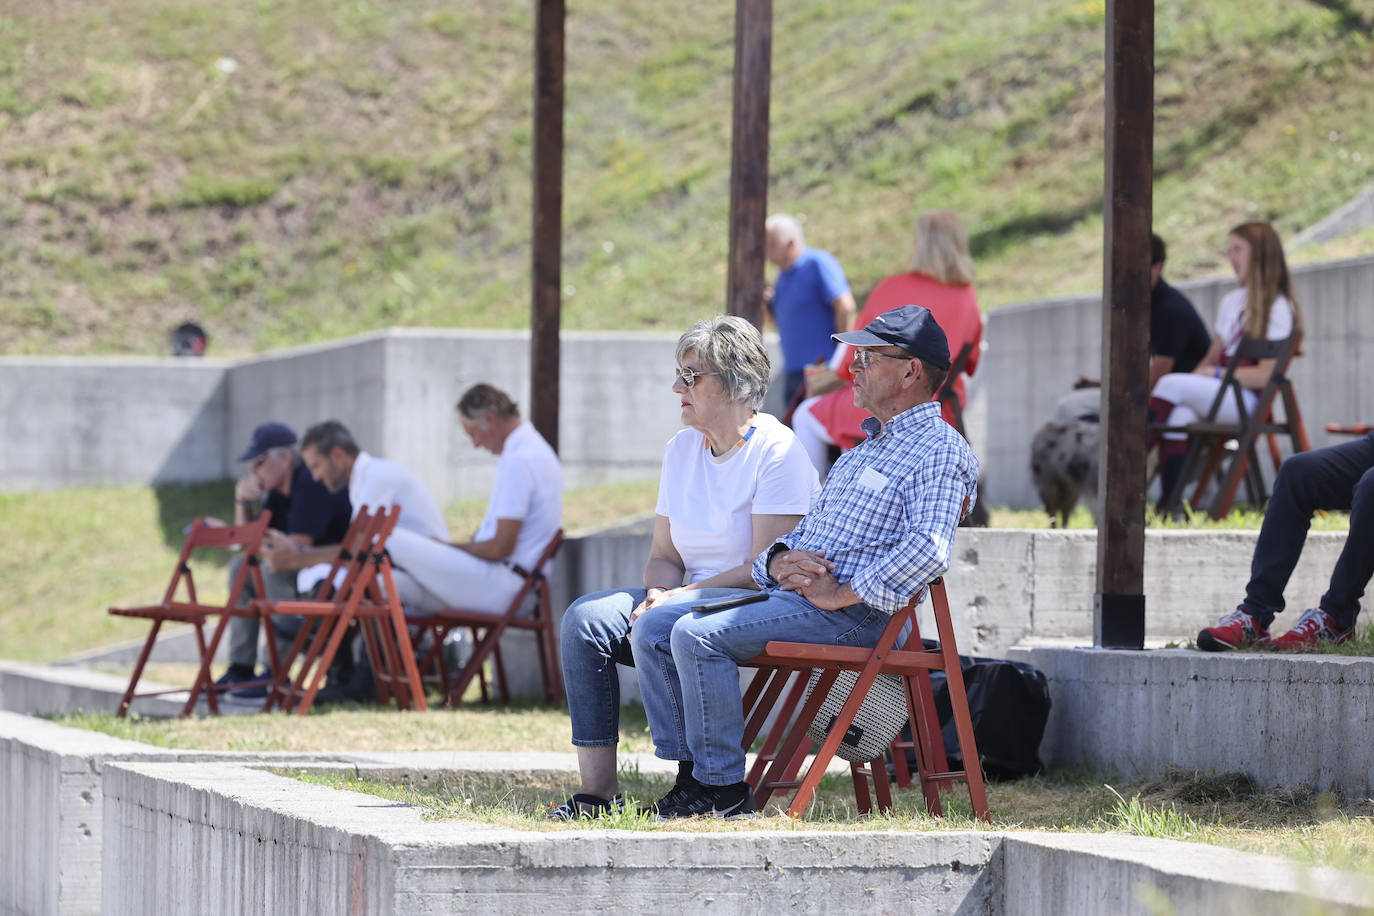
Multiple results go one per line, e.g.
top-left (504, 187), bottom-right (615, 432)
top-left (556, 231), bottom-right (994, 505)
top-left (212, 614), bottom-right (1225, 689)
top-left (765, 213), bottom-right (803, 246)
top-left (675, 315), bottom-right (772, 410)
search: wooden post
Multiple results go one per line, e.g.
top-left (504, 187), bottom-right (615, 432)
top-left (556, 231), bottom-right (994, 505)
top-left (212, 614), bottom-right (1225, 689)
top-left (531, 0), bottom-right (565, 452)
top-left (1095, 0), bottom-right (1153, 648)
top-left (725, 0), bottom-right (773, 329)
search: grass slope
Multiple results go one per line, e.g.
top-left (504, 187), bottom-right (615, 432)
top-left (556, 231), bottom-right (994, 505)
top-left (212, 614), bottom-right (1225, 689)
top-left (1, 0), bottom-right (1372, 355)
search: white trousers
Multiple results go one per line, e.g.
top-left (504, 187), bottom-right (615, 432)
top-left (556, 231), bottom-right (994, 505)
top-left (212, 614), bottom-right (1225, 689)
top-left (791, 396), bottom-right (835, 479)
top-left (1151, 372), bottom-right (1259, 441)
top-left (385, 527), bottom-right (524, 614)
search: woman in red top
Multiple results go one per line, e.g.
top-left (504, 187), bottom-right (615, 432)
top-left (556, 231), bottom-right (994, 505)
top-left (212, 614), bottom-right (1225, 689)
top-left (792, 210), bottom-right (983, 476)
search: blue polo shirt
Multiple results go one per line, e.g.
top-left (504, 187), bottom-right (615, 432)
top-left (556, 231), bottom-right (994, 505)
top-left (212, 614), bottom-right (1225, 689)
top-left (770, 246), bottom-right (850, 373)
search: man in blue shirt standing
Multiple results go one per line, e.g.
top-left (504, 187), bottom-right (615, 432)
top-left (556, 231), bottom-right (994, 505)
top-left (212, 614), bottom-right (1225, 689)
top-left (630, 305), bottom-right (978, 818)
top-left (765, 213), bottom-right (856, 404)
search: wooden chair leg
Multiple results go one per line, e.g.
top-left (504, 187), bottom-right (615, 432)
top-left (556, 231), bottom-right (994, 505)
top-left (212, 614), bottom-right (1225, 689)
top-left (931, 606), bottom-right (990, 823)
top-left (117, 620), bottom-right (163, 718)
top-left (871, 756), bottom-right (894, 812)
top-left (851, 762), bottom-right (873, 815)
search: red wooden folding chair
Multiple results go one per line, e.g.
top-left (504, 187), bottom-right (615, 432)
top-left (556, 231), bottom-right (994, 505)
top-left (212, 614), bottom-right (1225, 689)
top-left (108, 513), bottom-right (272, 718)
top-left (254, 506), bottom-right (428, 715)
top-left (407, 529), bottom-right (566, 707)
top-left (741, 576), bottom-right (990, 821)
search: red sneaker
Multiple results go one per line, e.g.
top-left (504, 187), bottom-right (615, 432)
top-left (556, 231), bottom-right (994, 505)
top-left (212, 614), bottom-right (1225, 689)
top-left (1269, 608), bottom-right (1354, 651)
top-left (1197, 609), bottom-right (1269, 651)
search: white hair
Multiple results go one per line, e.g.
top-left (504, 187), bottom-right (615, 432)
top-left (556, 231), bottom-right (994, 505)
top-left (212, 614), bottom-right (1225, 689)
top-left (765, 213), bottom-right (803, 246)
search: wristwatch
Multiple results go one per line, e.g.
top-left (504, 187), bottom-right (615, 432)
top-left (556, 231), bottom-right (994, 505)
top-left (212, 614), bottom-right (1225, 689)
top-left (765, 541), bottom-right (790, 580)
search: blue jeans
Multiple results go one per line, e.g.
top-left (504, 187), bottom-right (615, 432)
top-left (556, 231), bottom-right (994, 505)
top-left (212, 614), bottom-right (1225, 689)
top-left (559, 587), bottom-right (699, 747)
top-left (630, 588), bottom-right (890, 787)
top-left (1240, 432), bottom-right (1374, 630)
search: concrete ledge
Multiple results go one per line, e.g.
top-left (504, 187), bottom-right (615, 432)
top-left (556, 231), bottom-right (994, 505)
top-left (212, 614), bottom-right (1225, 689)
top-left (1002, 832), bottom-right (1374, 916)
top-left (1006, 647), bottom-right (1374, 799)
top-left (100, 759), bottom-right (1374, 915)
top-left (102, 760), bottom-right (999, 915)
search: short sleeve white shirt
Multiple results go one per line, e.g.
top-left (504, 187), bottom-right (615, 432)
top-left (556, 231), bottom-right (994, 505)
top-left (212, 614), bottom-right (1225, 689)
top-left (348, 451), bottom-right (449, 542)
top-left (654, 412), bottom-right (820, 583)
top-left (1214, 289), bottom-right (1295, 356)
top-left (474, 422), bottom-right (563, 570)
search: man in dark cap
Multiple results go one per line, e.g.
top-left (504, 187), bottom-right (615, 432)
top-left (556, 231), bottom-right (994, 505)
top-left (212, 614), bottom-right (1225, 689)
top-left (217, 421), bottom-right (352, 692)
top-left (629, 305), bottom-right (980, 818)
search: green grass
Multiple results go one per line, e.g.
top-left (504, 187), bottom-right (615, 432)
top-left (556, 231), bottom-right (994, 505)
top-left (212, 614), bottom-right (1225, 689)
top-left (0, 476), bottom-right (656, 663)
top-left (1, 0), bottom-right (1372, 356)
top-left (274, 761), bottom-right (1374, 875)
top-left (991, 503), bottom-right (1352, 531)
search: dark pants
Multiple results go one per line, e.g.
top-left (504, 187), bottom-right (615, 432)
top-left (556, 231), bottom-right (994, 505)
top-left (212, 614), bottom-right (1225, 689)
top-left (1240, 433), bottom-right (1374, 630)
top-left (781, 370), bottom-right (806, 407)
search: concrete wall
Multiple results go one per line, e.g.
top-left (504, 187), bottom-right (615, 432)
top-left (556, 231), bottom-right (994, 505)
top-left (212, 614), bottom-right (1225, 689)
top-left (3, 253), bottom-right (1370, 505)
top-left (1008, 646), bottom-right (1374, 801)
top-left (0, 357), bottom-right (230, 489)
top-left (0, 712), bottom-right (160, 916)
top-left (977, 253), bottom-right (1374, 507)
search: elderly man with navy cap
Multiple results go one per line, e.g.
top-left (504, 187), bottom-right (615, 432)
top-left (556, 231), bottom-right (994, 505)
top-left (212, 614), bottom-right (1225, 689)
top-left (217, 421), bottom-right (351, 693)
top-left (629, 305), bottom-right (979, 818)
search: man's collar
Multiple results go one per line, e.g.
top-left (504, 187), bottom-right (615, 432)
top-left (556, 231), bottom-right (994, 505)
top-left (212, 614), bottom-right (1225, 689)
top-left (861, 401), bottom-right (941, 440)
top-left (350, 451), bottom-right (373, 489)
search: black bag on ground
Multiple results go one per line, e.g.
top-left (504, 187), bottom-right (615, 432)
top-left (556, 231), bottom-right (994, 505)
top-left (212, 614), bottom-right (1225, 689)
top-left (893, 645), bottom-right (1052, 782)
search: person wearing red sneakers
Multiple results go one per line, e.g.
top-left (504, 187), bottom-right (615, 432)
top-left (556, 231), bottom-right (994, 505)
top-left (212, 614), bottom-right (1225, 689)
top-left (1198, 430), bottom-right (1374, 651)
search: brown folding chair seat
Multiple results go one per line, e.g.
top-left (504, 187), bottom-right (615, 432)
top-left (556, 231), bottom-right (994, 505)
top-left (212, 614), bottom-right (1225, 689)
top-left (108, 512), bottom-right (272, 718)
top-left (407, 529), bottom-right (566, 707)
top-left (740, 576), bottom-right (990, 821)
top-left (1159, 330), bottom-right (1310, 519)
top-left (253, 506), bottom-right (428, 715)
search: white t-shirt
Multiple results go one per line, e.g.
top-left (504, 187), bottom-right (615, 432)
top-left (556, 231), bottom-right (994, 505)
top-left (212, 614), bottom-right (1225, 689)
top-left (348, 451), bottom-right (449, 541)
top-left (654, 412), bottom-right (820, 583)
top-left (474, 421), bottom-right (563, 570)
top-left (1214, 289), bottom-right (1295, 356)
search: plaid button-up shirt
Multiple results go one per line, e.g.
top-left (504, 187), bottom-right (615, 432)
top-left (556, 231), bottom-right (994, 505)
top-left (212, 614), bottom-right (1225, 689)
top-left (752, 400), bottom-right (979, 613)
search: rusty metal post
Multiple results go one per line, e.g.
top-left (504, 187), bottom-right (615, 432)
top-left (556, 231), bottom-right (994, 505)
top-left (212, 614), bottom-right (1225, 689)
top-left (531, 0), bottom-right (565, 452)
top-left (1095, 0), bottom-right (1154, 648)
top-left (725, 0), bottom-right (773, 328)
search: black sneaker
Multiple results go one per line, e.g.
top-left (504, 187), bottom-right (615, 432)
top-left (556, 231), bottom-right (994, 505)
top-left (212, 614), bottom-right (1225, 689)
top-left (214, 664), bottom-right (256, 689)
top-left (229, 667), bottom-right (273, 699)
top-left (638, 775), bottom-right (701, 817)
top-left (655, 781), bottom-right (756, 820)
top-left (545, 793), bottom-right (625, 821)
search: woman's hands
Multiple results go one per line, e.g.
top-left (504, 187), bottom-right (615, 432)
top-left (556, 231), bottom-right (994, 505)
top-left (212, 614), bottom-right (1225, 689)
top-left (630, 586), bottom-right (683, 623)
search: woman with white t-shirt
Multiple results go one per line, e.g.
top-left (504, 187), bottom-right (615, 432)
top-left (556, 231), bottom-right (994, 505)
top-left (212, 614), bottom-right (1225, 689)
top-left (1149, 221), bottom-right (1303, 508)
top-left (549, 316), bottom-right (820, 820)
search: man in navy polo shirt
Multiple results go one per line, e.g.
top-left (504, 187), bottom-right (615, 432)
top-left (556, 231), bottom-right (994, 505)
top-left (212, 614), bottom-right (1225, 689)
top-left (765, 214), bottom-right (856, 404)
top-left (217, 422), bottom-right (352, 691)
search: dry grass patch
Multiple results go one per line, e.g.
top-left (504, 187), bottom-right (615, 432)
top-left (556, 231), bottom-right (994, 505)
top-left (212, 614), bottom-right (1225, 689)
top-left (56, 700), bottom-right (656, 755)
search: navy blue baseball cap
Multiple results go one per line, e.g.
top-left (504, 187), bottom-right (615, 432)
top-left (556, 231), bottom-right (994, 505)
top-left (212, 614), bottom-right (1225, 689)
top-left (237, 422), bottom-right (297, 462)
top-left (833, 304), bottom-right (951, 371)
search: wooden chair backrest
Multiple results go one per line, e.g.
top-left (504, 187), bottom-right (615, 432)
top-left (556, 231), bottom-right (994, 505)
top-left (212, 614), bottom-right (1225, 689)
top-left (1205, 329), bottom-right (1301, 428)
top-left (163, 512), bottom-right (272, 608)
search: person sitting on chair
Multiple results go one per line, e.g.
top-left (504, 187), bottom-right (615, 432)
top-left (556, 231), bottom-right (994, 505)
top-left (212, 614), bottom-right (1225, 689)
top-left (1148, 221), bottom-right (1303, 509)
top-left (630, 305), bottom-right (978, 819)
top-left (549, 315), bottom-right (819, 820)
top-left (1197, 430), bottom-right (1373, 651)
top-left (216, 422), bottom-right (351, 694)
